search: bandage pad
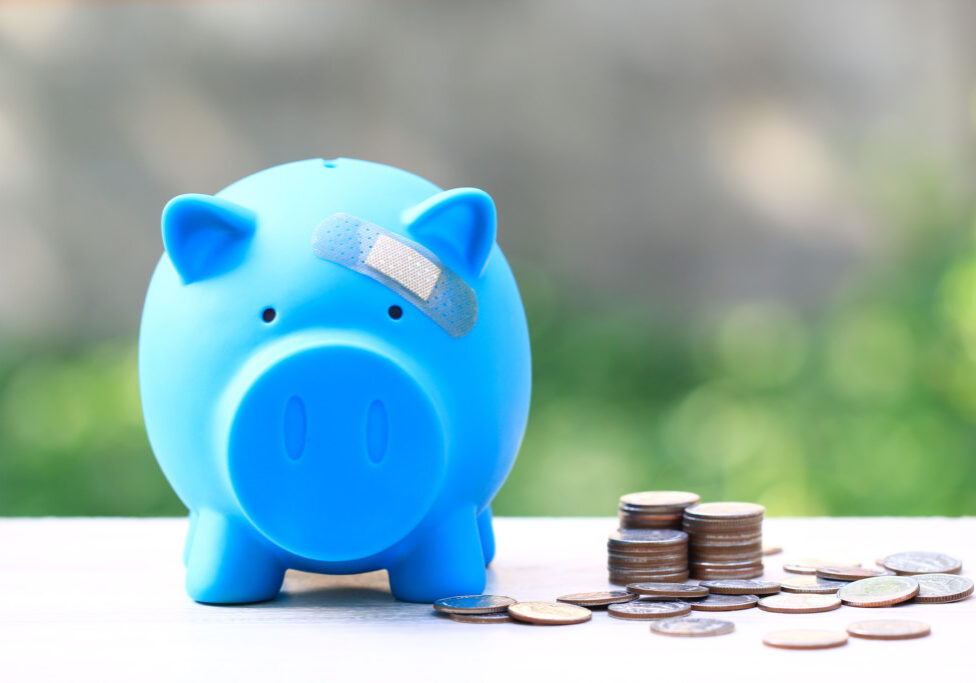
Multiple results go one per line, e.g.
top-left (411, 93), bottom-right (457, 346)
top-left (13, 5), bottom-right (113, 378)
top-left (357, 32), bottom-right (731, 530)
top-left (312, 213), bottom-right (478, 338)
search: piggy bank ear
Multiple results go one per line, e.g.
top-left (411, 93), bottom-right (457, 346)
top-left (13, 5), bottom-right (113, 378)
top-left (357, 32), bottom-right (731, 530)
top-left (161, 194), bottom-right (257, 284)
top-left (402, 188), bottom-right (496, 278)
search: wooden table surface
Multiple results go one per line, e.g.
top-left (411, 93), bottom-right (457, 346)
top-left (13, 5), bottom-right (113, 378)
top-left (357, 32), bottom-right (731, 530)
top-left (1, 517), bottom-right (973, 681)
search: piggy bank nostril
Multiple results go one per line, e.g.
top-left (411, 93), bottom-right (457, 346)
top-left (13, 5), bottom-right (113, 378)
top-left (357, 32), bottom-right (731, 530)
top-left (365, 399), bottom-right (389, 464)
top-left (282, 395), bottom-right (307, 461)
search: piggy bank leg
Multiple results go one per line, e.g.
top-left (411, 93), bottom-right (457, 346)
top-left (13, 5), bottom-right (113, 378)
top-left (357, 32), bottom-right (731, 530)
top-left (477, 506), bottom-right (496, 567)
top-left (185, 509), bottom-right (285, 604)
top-left (388, 507), bottom-right (486, 603)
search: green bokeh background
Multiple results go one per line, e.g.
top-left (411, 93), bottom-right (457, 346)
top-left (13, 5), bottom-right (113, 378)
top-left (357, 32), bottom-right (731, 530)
top-left (2, 169), bottom-right (974, 517)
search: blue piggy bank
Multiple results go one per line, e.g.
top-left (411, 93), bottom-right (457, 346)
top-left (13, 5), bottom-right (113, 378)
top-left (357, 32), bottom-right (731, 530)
top-left (139, 158), bottom-right (531, 604)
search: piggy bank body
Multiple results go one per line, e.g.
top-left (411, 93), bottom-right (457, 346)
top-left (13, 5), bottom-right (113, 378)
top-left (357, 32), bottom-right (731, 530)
top-left (139, 159), bottom-right (531, 604)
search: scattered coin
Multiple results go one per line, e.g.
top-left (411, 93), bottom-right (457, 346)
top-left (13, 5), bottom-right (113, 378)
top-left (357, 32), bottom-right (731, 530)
top-left (608, 600), bottom-right (691, 620)
top-left (448, 612), bottom-right (512, 624)
top-left (783, 558), bottom-right (862, 574)
top-left (625, 583), bottom-right (709, 598)
top-left (689, 594), bottom-right (759, 611)
top-left (837, 576), bottom-right (919, 608)
top-left (846, 619), bottom-right (931, 640)
top-left (763, 630), bottom-right (848, 650)
top-left (557, 591), bottom-right (636, 607)
top-left (913, 574), bottom-right (974, 604)
top-left (882, 551), bottom-right (962, 576)
top-left (816, 566), bottom-right (891, 581)
top-left (780, 575), bottom-right (848, 594)
top-left (758, 593), bottom-right (841, 614)
top-left (763, 544), bottom-right (783, 556)
top-left (507, 601), bottom-right (592, 625)
top-left (433, 595), bottom-right (516, 614)
top-left (698, 579), bottom-right (781, 595)
top-left (649, 617), bottom-right (735, 637)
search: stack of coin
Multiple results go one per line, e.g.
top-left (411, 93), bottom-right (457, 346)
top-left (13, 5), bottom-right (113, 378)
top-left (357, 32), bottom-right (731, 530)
top-left (682, 502), bottom-right (764, 580)
top-left (607, 528), bottom-right (689, 585)
top-left (618, 491), bottom-right (701, 530)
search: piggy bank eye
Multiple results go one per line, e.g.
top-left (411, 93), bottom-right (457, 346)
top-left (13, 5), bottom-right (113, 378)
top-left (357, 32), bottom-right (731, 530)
top-left (388, 305), bottom-right (403, 320)
top-left (261, 307), bottom-right (277, 323)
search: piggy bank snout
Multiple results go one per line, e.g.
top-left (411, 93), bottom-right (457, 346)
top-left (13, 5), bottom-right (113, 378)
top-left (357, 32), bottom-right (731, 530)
top-left (225, 341), bottom-right (447, 562)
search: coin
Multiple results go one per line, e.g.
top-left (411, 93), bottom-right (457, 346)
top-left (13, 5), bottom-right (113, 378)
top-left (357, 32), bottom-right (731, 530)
top-left (556, 591), bottom-right (637, 607)
top-left (683, 502), bottom-right (765, 519)
top-left (763, 544), bottom-right (783, 556)
top-left (913, 573), bottom-right (974, 604)
top-left (620, 491), bottom-right (701, 508)
top-left (608, 600), bottom-right (691, 620)
top-left (763, 630), bottom-right (848, 650)
top-left (625, 583), bottom-right (709, 598)
top-left (816, 566), bottom-right (891, 581)
top-left (649, 617), bottom-right (735, 637)
top-left (758, 593), bottom-right (841, 614)
top-left (433, 595), bottom-right (516, 614)
top-left (847, 619), bottom-right (931, 640)
top-left (608, 529), bottom-right (688, 546)
top-left (882, 551), bottom-right (962, 576)
top-left (448, 612), bottom-right (512, 624)
top-left (507, 602), bottom-right (592, 625)
top-left (837, 576), bottom-right (919, 607)
top-left (698, 579), bottom-right (781, 595)
top-left (783, 558), bottom-right (862, 574)
top-left (689, 594), bottom-right (759, 611)
top-left (780, 575), bottom-right (848, 594)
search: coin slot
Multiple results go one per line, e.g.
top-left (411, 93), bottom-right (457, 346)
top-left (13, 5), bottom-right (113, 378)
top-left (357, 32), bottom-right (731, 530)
top-left (365, 399), bottom-right (389, 464)
top-left (282, 395), bottom-right (307, 461)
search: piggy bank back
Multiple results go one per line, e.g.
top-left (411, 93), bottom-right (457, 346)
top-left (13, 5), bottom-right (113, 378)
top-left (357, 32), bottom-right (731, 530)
top-left (139, 159), bottom-right (531, 603)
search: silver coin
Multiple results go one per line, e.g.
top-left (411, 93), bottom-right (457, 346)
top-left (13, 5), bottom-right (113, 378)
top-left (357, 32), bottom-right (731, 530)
top-left (625, 582), bottom-right (709, 598)
top-left (882, 552), bottom-right (962, 576)
top-left (608, 600), bottom-right (691, 620)
top-left (556, 591), bottom-right (637, 607)
top-left (837, 576), bottom-right (919, 607)
top-left (689, 594), bottom-right (759, 611)
top-left (780, 575), bottom-right (848, 594)
top-left (649, 617), bottom-right (735, 637)
top-left (433, 595), bottom-right (516, 614)
top-left (698, 580), bottom-right (780, 595)
top-left (913, 573), bottom-right (974, 603)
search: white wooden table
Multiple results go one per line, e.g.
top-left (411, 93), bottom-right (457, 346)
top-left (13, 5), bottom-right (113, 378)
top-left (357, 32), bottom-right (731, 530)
top-left (1, 517), bottom-right (973, 682)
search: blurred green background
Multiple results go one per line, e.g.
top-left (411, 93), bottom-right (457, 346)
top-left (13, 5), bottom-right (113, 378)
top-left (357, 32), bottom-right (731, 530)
top-left (1, 1), bottom-right (975, 516)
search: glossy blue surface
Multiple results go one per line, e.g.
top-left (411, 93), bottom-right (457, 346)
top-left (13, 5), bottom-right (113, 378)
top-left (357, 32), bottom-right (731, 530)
top-left (139, 159), bottom-right (531, 603)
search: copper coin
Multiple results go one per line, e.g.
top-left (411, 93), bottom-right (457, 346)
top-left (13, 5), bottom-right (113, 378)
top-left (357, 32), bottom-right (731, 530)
top-left (448, 612), bottom-right (512, 624)
top-left (620, 491), bottom-right (701, 509)
top-left (433, 595), bottom-right (516, 614)
top-left (608, 529), bottom-right (688, 548)
top-left (780, 575), bottom-right (848, 594)
top-left (816, 566), bottom-right (891, 581)
top-left (882, 551), bottom-right (962, 576)
top-left (783, 558), bottom-right (862, 574)
top-left (763, 630), bottom-right (848, 650)
top-left (625, 583), bottom-right (709, 598)
top-left (758, 593), bottom-right (841, 614)
top-left (683, 502), bottom-right (765, 519)
top-left (507, 602), bottom-right (592, 625)
top-left (837, 576), bottom-right (919, 608)
top-left (698, 580), bottom-right (781, 595)
top-left (847, 619), bottom-right (931, 640)
top-left (649, 617), bottom-right (734, 637)
top-left (556, 591), bottom-right (636, 607)
top-left (610, 573), bottom-right (690, 585)
top-left (608, 600), bottom-right (691, 620)
top-left (689, 594), bottom-right (758, 611)
top-left (763, 544), bottom-right (783, 556)
top-left (913, 574), bottom-right (974, 603)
